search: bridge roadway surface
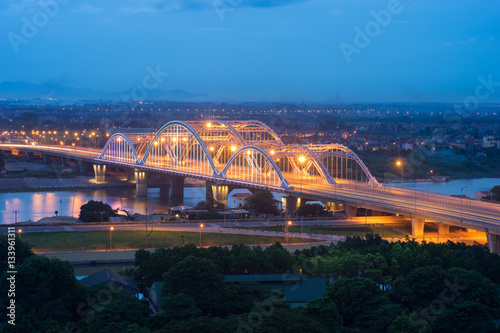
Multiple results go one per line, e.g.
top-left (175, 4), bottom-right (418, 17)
top-left (3, 144), bottom-right (500, 236)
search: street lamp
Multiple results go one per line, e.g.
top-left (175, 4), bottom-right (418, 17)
top-left (460, 186), bottom-right (467, 222)
top-left (200, 224), bottom-right (204, 247)
top-left (285, 221), bottom-right (292, 244)
top-left (396, 160), bottom-right (403, 186)
top-left (109, 227), bottom-right (114, 250)
top-left (18, 229), bottom-right (22, 240)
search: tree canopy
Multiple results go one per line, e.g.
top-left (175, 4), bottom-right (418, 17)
top-left (79, 200), bottom-right (117, 222)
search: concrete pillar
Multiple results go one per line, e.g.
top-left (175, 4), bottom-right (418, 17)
top-left (438, 223), bottom-right (450, 236)
top-left (411, 218), bottom-right (425, 238)
top-left (284, 196), bottom-right (298, 215)
top-left (345, 206), bottom-right (357, 218)
top-left (170, 176), bottom-right (185, 201)
top-left (42, 154), bottom-right (50, 164)
top-left (60, 157), bottom-right (69, 167)
top-left (26, 151), bottom-right (34, 161)
top-left (93, 164), bottom-right (106, 183)
top-left (486, 233), bottom-right (500, 254)
top-left (126, 168), bottom-right (136, 182)
top-left (135, 170), bottom-right (148, 197)
top-left (78, 160), bottom-right (92, 174)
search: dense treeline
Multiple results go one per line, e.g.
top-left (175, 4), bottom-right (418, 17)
top-left (1, 234), bottom-right (499, 332)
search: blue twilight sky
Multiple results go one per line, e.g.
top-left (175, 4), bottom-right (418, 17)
top-left (0, 0), bottom-right (499, 103)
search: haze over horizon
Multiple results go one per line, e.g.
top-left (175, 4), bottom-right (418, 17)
top-left (1, 0), bottom-right (499, 103)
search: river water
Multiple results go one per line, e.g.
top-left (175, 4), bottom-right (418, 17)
top-left (0, 187), bottom-right (207, 224)
top-left (1, 178), bottom-right (499, 224)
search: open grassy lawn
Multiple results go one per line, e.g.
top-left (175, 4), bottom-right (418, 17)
top-left (21, 230), bottom-right (315, 252)
top-left (227, 223), bottom-right (408, 238)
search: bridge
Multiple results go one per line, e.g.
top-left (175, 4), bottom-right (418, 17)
top-left (2, 119), bottom-right (500, 253)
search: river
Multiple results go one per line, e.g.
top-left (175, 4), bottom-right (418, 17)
top-left (0, 187), bottom-right (207, 224)
top-left (1, 178), bottom-right (499, 224)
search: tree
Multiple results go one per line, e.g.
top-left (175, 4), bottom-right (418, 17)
top-left (298, 203), bottom-right (325, 217)
top-left (245, 191), bottom-right (278, 214)
top-left (301, 297), bottom-right (343, 333)
top-left (79, 200), bottom-right (117, 222)
top-left (325, 277), bottom-right (384, 326)
top-left (162, 256), bottom-right (228, 316)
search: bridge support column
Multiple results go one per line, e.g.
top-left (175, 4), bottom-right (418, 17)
top-left (126, 169), bottom-right (135, 182)
top-left (345, 206), bottom-right (357, 218)
top-left (284, 196), bottom-right (298, 216)
top-left (486, 233), bottom-right (500, 254)
top-left (79, 160), bottom-right (92, 174)
top-left (60, 157), bottom-right (69, 168)
top-left (170, 176), bottom-right (185, 202)
top-left (93, 164), bottom-right (106, 183)
top-left (42, 154), bottom-right (50, 164)
top-left (411, 218), bottom-right (425, 238)
top-left (438, 223), bottom-right (450, 236)
top-left (26, 152), bottom-right (34, 161)
top-left (135, 170), bottom-right (148, 197)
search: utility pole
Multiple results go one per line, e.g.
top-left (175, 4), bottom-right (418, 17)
top-left (13, 210), bottom-right (20, 231)
top-left (145, 207), bottom-right (148, 247)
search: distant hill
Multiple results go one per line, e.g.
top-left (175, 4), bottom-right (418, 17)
top-left (0, 81), bottom-right (207, 101)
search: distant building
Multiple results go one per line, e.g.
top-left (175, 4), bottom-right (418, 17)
top-left (483, 135), bottom-right (498, 148)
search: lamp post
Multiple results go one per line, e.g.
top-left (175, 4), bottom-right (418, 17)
top-left (285, 221), bottom-right (292, 244)
top-left (396, 160), bottom-right (403, 186)
top-left (200, 224), bottom-right (204, 247)
top-left (109, 226), bottom-right (114, 250)
top-left (460, 186), bottom-right (467, 222)
top-left (298, 156), bottom-right (306, 236)
top-left (60, 200), bottom-right (63, 218)
top-left (18, 229), bottom-right (22, 240)
top-left (145, 207), bottom-right (148, 247)
top-left (13, 210), bottom-right (19, 229)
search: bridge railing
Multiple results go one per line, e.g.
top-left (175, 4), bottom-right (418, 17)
top-left (292, 187), bottom-right (498, 228)
top-left (334, 183), bottom-right (500, 214)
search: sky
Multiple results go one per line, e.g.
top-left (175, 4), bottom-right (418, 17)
top-left (0, 0), bottom-right (499, 103)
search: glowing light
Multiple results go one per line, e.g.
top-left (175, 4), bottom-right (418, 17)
top-left (182, 137), bottom-right (187, 142)
top-left (231, 146), bottom-right (237, 152)
top-left (247, 150), bottom-right (251, 155)
top-left (288, 221), bottom-right (292, 225)
top-left (210, 147), bottom-right (214, 151)
top-left (110, 227), bottom-right (114, 231)
top-left (299, 156), bottom-right (306, 163)
top-left (270, 150), bottom-right (275, 155)
top-left (200, 224), bottom-right (204, 228)
top-left (206, 122), bottom-right (212, 128)
top-left (173, 137), bottom-right (177, 142)
top-left (396, 160), bottom-right (402, 167)
top-left (154, 141), bottom-right (158, 146)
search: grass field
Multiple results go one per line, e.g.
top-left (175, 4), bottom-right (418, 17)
top-left (20, 230), bottom-right (316, 252)
top-left (227, 223), bottom-right (408, 238)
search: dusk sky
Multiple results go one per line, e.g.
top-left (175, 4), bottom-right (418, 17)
top-left (1, 0), bottom-right (499, 102)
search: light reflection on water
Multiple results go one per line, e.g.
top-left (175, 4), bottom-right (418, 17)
top-left (0, 187), bottom-right (206, 224)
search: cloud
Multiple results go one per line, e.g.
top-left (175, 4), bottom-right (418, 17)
top-left (73, 3), bottom-right (104, 15)
top-left (121, 0), bottom-right (310, 14)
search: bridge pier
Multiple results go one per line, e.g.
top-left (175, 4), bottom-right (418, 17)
top-left (93, 164), bottom-right (106, 183)
top-left (411, 218), bottom-right (425, 238)
top-left (486, 233), bottom-right (500, 254)
top-left (206, 182), bottom-right (231, 207)
top-left (135, 170), bottom-right (148, 197)
top-left (345, 206), bottom-right (357, 218)
top-left (170, 176), bottom-right (185, 203)
top-left (126, 168), bottom-right (136, 182)
top-left (26, 151), bottom-right (34, 161)
top-left (438, 223), bottom-right (450, 236)
top-left (42, 154), bottom-right (50, 164)
top-left (79, 160), bottom-right (92, 174)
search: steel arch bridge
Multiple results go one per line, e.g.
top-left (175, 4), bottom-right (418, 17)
top-left (97, 120), bottom-right (379, 190)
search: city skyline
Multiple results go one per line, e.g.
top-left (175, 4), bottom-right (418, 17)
top-left (1, 0), bottom-right (499, 103)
